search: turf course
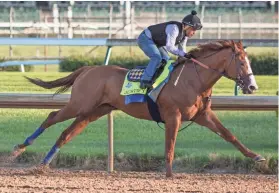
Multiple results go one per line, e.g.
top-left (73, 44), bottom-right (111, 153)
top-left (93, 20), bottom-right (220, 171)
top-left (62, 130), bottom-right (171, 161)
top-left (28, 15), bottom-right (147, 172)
top-left (0, 109), bottom-right (277, 158)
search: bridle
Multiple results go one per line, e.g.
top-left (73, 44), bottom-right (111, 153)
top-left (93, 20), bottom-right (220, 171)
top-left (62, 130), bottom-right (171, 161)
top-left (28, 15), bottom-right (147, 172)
top-left (191, 48), bottom-right (253, 90)
top-left (158, 47), bottom-right (254, 132)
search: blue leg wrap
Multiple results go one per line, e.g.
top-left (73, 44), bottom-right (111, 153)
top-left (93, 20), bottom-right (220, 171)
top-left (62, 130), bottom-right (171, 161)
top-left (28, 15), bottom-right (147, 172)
top-left (42, 145), bottom-right (60, 165)
top-left (23, 127), bottom-right (45, 146)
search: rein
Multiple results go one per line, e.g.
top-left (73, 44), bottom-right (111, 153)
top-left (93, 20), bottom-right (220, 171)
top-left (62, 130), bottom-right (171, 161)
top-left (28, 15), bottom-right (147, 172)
top-left (191, 49), bottom-right (253, 89)
top-left (191, 55), bottom-right (236, 81)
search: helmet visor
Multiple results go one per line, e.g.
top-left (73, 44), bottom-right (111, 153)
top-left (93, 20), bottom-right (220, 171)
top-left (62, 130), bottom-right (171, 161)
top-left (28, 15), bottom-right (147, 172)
top-left (193, 23), bottom-right (202, 30)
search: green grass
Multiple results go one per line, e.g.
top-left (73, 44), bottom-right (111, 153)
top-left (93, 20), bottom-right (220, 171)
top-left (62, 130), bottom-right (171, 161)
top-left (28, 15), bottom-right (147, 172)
top-left (212, 76), bottom-right (278, 96)
top-left (0, 109), bottom-right (277, 159)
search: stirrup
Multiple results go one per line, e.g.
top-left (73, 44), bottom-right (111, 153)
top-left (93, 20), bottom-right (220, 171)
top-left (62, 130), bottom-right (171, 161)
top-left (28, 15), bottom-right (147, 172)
top-left (140, 80), bottom-right (153, 89)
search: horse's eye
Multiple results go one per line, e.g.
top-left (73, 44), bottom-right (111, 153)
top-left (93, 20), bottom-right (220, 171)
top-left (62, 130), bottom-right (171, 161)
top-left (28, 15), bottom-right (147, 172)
top-left (240, 63), bottom-right (245, 66)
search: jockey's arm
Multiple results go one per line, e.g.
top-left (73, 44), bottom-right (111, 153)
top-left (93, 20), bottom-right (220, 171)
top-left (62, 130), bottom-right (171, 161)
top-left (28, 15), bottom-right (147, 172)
top-left (177, 37), bottom-right (188, 53)
top-left (165, 24), bottom-right (186, 57)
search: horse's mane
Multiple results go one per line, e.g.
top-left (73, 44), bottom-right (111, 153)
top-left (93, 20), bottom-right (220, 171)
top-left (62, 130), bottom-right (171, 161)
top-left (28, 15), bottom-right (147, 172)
top-left (189, 40), bottom-right (242, 58)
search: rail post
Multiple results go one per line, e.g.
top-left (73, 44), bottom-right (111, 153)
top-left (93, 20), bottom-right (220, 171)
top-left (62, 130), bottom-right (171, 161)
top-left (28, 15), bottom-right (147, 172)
top-left (104, 46), bottom-right (114, 173)
top-left (234, 84), bottom-right (239, 96)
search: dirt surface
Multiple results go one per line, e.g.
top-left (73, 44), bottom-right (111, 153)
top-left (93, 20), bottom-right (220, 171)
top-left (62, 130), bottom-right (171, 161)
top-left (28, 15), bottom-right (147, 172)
top-left (0, 167), bottom-right (277, 193)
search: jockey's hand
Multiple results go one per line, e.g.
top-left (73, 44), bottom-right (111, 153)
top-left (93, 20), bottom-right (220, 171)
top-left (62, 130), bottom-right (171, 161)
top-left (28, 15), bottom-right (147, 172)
top-left (184, 53), bottom-right (194, 59)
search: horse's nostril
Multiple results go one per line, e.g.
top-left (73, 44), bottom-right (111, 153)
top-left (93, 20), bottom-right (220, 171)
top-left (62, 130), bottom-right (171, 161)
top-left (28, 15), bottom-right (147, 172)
top-left (249, 85), bottom-right (256, 91)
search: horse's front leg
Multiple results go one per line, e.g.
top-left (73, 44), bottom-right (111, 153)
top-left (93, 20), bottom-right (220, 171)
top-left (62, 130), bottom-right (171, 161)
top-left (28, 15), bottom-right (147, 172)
top-left (194, 110), bottom-right (265, 161)
top-left (164, 110), bottom-right (181, 177)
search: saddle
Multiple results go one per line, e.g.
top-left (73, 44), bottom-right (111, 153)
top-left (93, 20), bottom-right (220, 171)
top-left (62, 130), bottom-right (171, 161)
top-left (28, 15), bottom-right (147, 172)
top-left (127, 61), bottom-right (168, 83)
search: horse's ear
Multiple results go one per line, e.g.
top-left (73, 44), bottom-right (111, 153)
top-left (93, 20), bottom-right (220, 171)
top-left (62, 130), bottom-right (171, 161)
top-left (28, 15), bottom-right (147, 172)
top-left (231, 40), bottom-right (237, 51)
top-left (237, 40), bottom-right (243, 49)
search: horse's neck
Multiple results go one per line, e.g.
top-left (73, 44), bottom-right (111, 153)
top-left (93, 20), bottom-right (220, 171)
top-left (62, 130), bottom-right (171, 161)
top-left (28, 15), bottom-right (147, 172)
top-left (167, 49), bottom-right (231, 104)
top-left (194, 49), bottom-right (231, 93)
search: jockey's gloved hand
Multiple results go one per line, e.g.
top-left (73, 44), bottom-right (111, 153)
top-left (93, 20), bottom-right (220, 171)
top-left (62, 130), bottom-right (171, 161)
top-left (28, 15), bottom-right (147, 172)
top-left (184, 53), bottom-right (194, 59)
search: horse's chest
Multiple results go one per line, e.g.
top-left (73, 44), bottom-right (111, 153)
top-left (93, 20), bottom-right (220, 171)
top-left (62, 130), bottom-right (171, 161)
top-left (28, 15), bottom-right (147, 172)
top-left (181, 96), bottom-right (211, 121)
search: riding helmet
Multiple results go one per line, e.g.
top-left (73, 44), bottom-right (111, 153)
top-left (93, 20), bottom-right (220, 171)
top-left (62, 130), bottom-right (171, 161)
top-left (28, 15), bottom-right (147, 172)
top-left (182, 10), bottom-right (203, 30)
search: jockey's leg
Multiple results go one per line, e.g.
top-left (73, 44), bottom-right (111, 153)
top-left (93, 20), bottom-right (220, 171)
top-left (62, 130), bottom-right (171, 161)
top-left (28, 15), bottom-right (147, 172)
top-left (137, 32), bottom-right (162, 89)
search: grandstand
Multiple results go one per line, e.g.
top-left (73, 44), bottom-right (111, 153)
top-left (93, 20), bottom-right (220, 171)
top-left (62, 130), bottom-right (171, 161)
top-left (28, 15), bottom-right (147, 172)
top-left (0, 1), bottom-right (277, 38)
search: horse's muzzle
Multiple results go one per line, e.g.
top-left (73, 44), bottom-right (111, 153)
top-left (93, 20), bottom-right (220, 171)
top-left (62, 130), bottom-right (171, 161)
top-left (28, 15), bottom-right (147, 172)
top-left (240, 73), bottom-right (258, 94)
top-left (242, 83), bottom-right (258, 94)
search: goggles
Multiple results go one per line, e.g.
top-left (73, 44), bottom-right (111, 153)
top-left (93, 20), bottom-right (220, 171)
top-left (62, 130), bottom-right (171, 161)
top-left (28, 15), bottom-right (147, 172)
top-left (183, 22), bottom-right (203, 30)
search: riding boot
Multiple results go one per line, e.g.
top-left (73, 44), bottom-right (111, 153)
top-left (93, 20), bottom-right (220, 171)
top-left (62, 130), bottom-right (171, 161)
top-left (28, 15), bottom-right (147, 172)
top-left (140, 60), bottom-right (166, 89)
top-left (140, 71), bottom-right (155, 89)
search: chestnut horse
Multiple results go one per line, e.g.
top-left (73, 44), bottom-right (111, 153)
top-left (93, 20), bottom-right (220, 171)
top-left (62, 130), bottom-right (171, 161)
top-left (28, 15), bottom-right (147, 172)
top-left (12, 40), bottom-right (264, 177)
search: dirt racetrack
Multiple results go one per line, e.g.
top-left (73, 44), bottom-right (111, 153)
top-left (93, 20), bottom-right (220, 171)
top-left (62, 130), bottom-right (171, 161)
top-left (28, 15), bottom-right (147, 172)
top-left (0, 167), bottom-right (277, 193)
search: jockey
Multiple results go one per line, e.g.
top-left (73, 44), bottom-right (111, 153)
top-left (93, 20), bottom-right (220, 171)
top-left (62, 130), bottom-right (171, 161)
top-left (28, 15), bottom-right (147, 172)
top-left (137, 10), bottom-right (202, 89)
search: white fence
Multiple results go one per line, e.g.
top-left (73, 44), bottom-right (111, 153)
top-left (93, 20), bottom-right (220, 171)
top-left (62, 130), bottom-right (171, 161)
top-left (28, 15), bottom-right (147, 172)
top-left (0, 94), bottom-right (277, 111)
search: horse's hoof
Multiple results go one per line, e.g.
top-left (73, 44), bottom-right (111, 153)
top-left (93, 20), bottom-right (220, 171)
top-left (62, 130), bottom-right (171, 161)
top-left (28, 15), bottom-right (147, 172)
top-left (11, 145), bottom-right (26, 158)
top-left (253, 155), bottom-right (266, 162)
top-left (30, 164), bottom-right (50, 175)
top-left (166, 173), bottom-right (173, 178)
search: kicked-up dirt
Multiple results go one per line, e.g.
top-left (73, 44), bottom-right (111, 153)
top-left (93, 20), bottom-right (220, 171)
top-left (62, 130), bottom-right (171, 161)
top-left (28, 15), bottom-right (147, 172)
top-left (0, 167), bottom-right (277, 193)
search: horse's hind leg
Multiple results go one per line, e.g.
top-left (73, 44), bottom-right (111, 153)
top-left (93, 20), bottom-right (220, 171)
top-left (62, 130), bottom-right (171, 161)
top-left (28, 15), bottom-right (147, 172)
top-left (11, 104), bottom-right (77, 158)
top-left (194, 110), bottom-right (265, 162)
top-left (39, 104), bottom-right (113, 168)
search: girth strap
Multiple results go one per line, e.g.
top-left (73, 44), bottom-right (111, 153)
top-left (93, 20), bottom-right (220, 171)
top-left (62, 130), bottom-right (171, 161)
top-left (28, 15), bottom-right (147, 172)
top-left (146, 96), bottom-right (165, 123)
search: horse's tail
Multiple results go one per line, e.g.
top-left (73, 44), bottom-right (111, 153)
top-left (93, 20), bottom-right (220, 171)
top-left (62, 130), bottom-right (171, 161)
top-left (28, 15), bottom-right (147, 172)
top-left (24, 66), bottom-right (91, 95)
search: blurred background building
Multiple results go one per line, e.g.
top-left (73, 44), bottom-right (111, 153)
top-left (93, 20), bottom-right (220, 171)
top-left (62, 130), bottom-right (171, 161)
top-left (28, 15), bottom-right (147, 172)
top-left (0, 1), bottom-right (277, 39)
